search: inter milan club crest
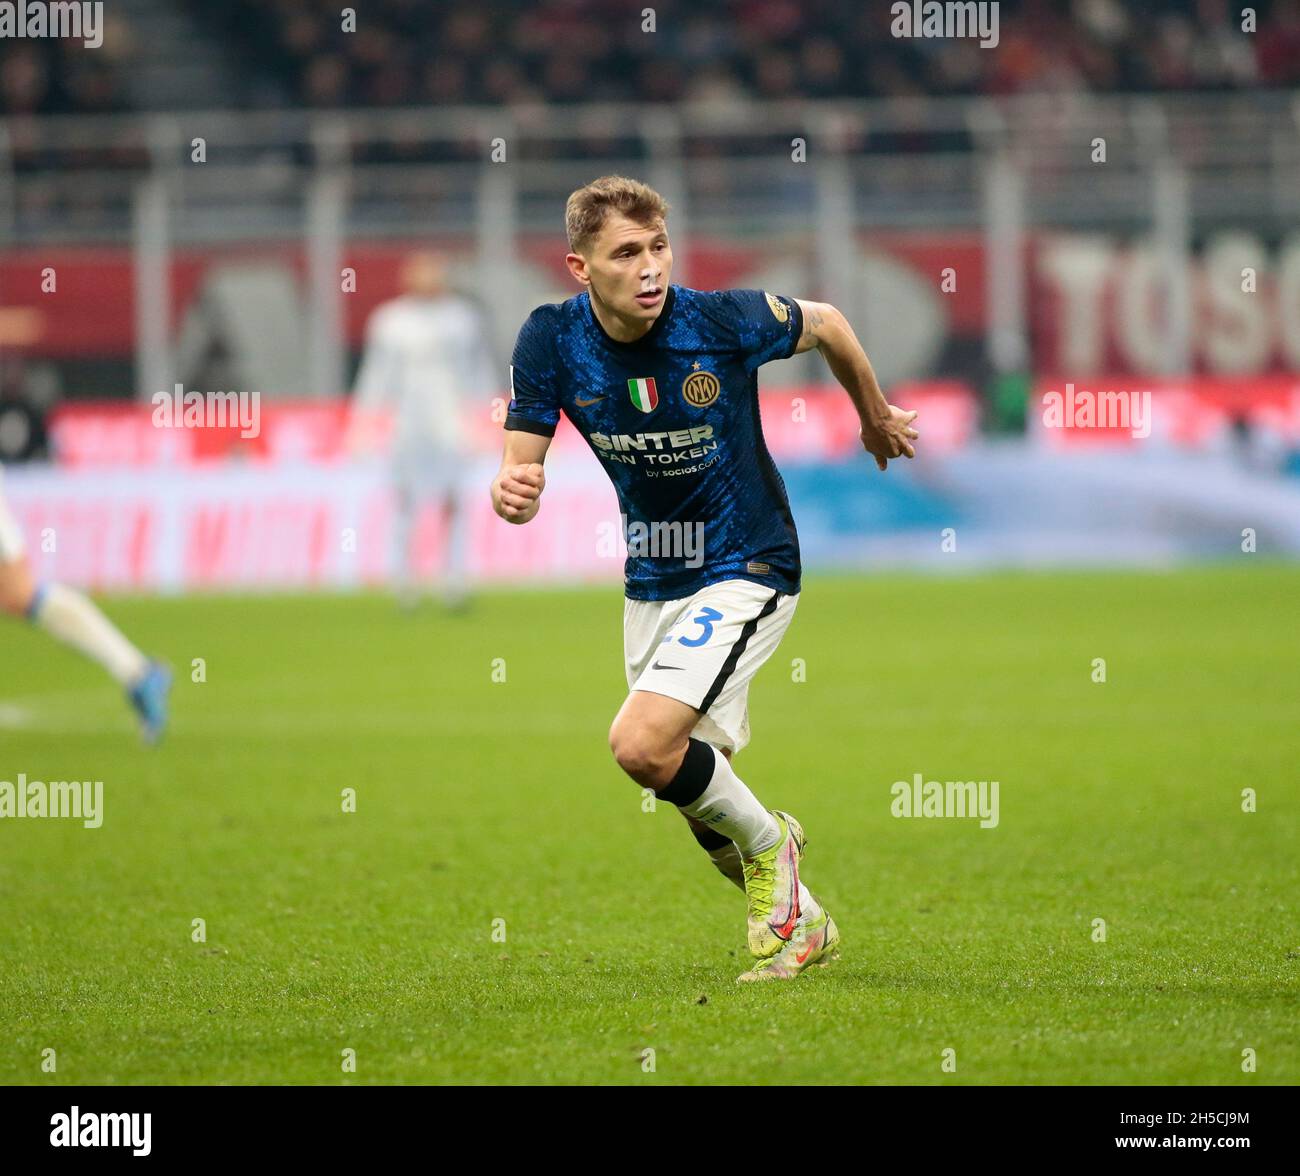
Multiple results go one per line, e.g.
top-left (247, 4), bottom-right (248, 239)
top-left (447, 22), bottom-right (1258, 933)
top-left (627, 377), bottom-right (659, 413)
top-left (682, 367), bottom-right (720, 407)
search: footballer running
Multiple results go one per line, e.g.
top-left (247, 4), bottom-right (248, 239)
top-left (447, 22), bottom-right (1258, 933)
top-left (0, 464), bottom-right (171, 742)
top-left (490, 176), bottom-right (918, 982)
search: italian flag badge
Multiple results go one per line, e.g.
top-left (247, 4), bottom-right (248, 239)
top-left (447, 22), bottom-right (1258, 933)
top-left (627, 377), bottom-right (659, 413)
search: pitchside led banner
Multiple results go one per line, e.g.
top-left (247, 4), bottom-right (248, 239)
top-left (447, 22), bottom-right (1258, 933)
top-left (1030, 377), bottom-right (1300, 449)
top-left (8, 380), bottom-right (1300, 590)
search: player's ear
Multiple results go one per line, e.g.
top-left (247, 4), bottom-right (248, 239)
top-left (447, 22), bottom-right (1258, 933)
top-left (565, 252), bottom-right (590, 286)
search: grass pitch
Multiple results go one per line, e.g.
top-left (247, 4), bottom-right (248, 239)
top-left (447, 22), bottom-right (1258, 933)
top-left (1, 566), bottom-right (1296, 1085)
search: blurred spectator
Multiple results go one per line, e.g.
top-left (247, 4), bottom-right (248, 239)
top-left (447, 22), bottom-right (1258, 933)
top-left (196, 0), bottom-right (1295, 109)
top-left (0, 16), bottom-right (131, 116)
top-left (5, 0), bottom-right (1298, 118)
top-left (0, 358), bottom-right (51, 464)
top-left (1256, 0), bottom-right (1300, 83)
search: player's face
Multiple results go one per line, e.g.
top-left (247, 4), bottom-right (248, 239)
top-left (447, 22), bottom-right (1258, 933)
top-left (583, 215), bottom-right (673, 325)
top-left (401, 252), bottom-right (446, 297)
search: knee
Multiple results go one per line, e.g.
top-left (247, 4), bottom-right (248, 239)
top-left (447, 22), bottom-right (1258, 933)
top-left (608, 717), bottom-right (675, 785)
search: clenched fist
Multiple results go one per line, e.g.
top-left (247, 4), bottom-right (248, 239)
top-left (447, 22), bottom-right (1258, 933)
top-left (492, 462), bottom-right (546, 524)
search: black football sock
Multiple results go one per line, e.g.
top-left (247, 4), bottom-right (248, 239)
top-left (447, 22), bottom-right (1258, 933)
top-left (687, 814), bottom-right (745, 891)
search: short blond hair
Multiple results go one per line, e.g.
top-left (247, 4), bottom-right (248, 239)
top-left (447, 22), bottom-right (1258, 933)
top-left (565, 175), bottom-right (669, 255)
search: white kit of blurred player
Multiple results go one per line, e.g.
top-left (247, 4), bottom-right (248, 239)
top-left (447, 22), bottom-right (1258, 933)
top-left (0, 464), bottom-right (171, 741)
top-left (348, 252), bottom-right (498, 608)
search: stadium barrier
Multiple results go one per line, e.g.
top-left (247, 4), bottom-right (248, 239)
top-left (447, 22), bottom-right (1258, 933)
top-left (8, 379), bottom-right (1300, 591)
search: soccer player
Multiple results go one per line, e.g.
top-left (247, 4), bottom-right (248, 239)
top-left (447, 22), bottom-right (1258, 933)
top-left (0, 465), bottom-right (171, 742)
top-left (348, 250), bottom-right (498, 609)
top-left (490, 176), bottom-right (918, 982)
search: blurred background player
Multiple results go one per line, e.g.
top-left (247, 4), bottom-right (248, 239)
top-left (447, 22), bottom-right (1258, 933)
top-left (346, 251), bottom-right (498, 610)
top-left (0, 464), bottom-right (171, 742)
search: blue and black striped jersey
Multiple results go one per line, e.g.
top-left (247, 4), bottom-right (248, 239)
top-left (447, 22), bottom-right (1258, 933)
top-left (506, 284), bottom-right (804, 601)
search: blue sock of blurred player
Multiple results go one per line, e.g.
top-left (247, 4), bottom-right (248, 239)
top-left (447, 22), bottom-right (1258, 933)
top-left (25, 582), bottom-right (171, 742)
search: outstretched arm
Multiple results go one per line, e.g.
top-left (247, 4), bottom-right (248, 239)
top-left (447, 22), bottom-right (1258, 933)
top-left (491, 429), bottom-right (550, 524)
top-left (793, 299), bottom-right (919, 471)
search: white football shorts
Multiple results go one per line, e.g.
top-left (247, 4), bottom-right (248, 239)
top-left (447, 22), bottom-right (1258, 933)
top-left (0, 467), bottom-right (25, 563)
top-left (624, 577), bottom-right (799, 754)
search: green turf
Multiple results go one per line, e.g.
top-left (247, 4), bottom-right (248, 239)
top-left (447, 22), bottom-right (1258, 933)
top-left (1, 566), bottom-right (1296, 1085)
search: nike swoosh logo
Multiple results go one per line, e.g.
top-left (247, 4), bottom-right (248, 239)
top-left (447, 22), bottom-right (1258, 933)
top-left (796, 920), bottom-right (826, 965)
top-left (574, 395), bottom-right (604, 407)
top-left (650, 661), bottom-right (684, 671)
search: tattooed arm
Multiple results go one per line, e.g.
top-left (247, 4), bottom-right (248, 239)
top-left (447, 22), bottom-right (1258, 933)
top-left (793, 299), bottom-right (919, 471)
